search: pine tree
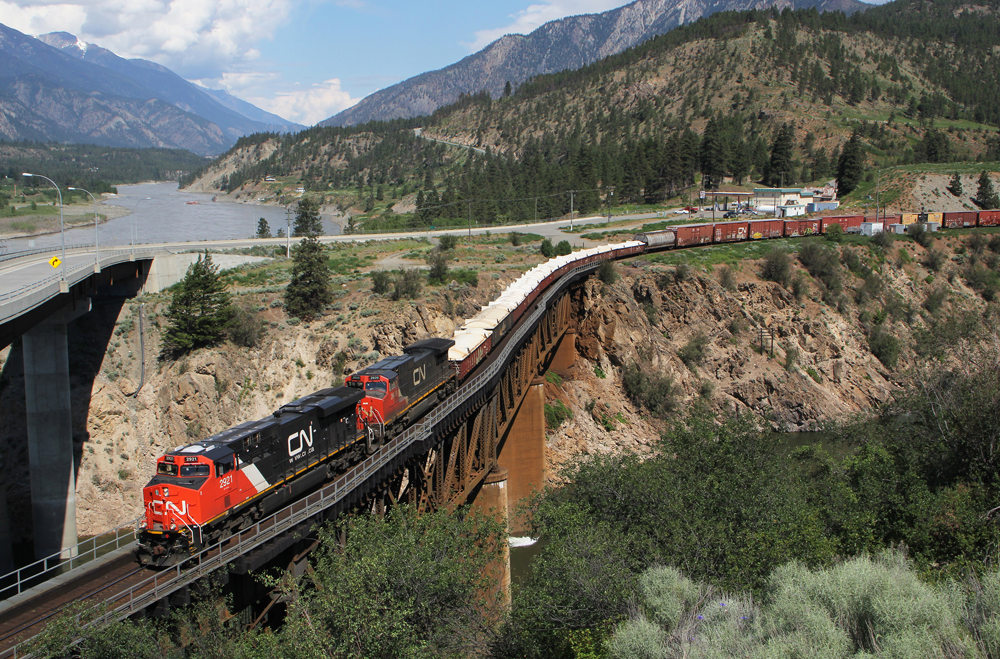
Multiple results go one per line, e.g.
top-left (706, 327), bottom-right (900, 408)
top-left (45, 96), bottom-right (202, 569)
top-left (948, 173), bottom-right (963, 197)
top-left (293, 197), bottom-right (323, 236)
top-left (766, 123), bottom-right (795, 187)
top-left (256, 218), bottom-right (271, 238)
top-left (836, 133), bottom-right (865, 196)
top-left (284, 236), bottom-right (332, 320)
top-left (161, 252), bottom-right (233, 357)
top-left (974, 171), bottom-right (1000, 209)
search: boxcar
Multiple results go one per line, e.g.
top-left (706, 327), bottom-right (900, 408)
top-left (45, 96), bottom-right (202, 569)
top-left (821, 215), bottom-right (863, 233)
top-left (926, 212), bottom-right (943, 226)
top-left (748, 219), bottom-right (784, 239)
top-left (674, 224), bottom-right (714, 247)
top-left (900, 213), bottom-right (918, 225)
top-left (979, 210), bottom-right (1000, 227)
top-left (714, 221), bottom-right (749, 243)
top-left (943, 211), bottom-right (977, 228)
top-left (783, 219), bottom-right (820, 237)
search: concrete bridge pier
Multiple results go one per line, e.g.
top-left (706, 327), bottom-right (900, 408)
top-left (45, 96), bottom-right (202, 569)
top-left (0, 487), bottom-right (12, 572)
top-left (471, 467), bottom-right (510, 608)
top-left (498, 377), bottom-right (546, 536)
top-left (548, 328), bottom-right (577, 376)
top-left (23, 298), bottom-right (91, 560)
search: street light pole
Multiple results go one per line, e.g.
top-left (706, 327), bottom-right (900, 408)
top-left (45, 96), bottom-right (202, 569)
top-left (68, 187), bottom-right (99, 266)
top-left (109, 194), bottom-right (151, 256)
top-left (23, 173), bottom-right (64, 280)
top-left (606, 187), bottom-right (614, 224)
top-left (285, 205), bottom-right (294, 258)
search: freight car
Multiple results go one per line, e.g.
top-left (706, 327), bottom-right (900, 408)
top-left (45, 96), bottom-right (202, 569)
top-left (136, 387), bottom-right (364, 566)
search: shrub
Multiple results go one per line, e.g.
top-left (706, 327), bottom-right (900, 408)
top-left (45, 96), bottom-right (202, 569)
top-left (790, 273), bottom-right (808, 300)
top-left (643, 302), bottom-right (658, 326)
top-left (673, 263), bottom-right (691, 283)
top-left (798, 242), bottom-right (842, 292)
top-left (678, 332), bottom-right (709, 368)
top-left (908, 222), bottom-right (934, 248)
top-left (806, 367), bottom-right (822, 383)
top-left (761, 247), bottom-right (791, 286)
top-left (227, 303), bottom-right (266, 348)
top-left (391, 269), bottom-right (422, 300)
top-left (923, 288), bottom-right (947, 313)
top-left (598, 260), bottom-right (619, 285)
top-left (868, 326), bottom-right (901, 369)
top-left (989, 234), bottom-right (1000, 254)
top-left (438, 234), bottom-right (458, 251)
top-left (426, 250), bottom-right (449, 284)
top-left (371, 270), bottom-right (392, 294)
top-left (922, 249), bottom-right (946, 272)
top-left (594, 365), bottom-right (607, 379)
top-left (872, 229), bottom-right (894, 250)
top-left (544, 400), bottom-right (573, 429)
top-left (539, 238), bottom-right (555, 257)
top-left (718, 265), bottom-right (736, 290)
top-left (968, 233), bottom-right (988, 255)
top-left (622, 362), bottom-right (678, 418)
top-left (510, 232), bottom-right (521, 246)
top-left (555, 240), bottom-right (573, 256)
top-left (824, 223), bottom-right (843, 243)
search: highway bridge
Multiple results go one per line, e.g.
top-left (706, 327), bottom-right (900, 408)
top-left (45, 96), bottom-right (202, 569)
top-left (0, 227), bottom-right (628, 657)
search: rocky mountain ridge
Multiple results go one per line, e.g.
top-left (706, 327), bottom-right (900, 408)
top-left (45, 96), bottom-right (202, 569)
top-left (322, 0), bottom-right (868, 127)
top-left (0, 24), bottom-right (301, 156)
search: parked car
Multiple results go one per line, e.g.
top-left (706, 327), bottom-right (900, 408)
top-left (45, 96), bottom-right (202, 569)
top-left (684, 206), bottom-right (699, 212)
top-left (723, 211), bottom-right (739, 219)
top-left (673, 209), bottom-right (690, 214)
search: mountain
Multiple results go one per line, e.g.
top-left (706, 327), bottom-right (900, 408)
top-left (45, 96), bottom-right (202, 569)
top-left (321, 0), bottom-right (869, 127)
top-left (0, 25), bottom-right (302, 156)
top-left (37, 32), bottom-right (304, 138)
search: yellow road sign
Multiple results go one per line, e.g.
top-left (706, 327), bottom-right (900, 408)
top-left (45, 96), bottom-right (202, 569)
top-left (48, 256), bottom-right (61, 268)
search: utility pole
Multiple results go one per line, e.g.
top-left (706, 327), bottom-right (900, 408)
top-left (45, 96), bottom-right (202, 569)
top-left (468, 200), bottom-right (473, 238)
top-left (285, 205), bottom-right (293, 258)
top-left (569, 190), bottom-right (576, 230)
top-left (606, 187), bottom-right (614, 224)
top-left (875, 169), bottom-right (881, 222)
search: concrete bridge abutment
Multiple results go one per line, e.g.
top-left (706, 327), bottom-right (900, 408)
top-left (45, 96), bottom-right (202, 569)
top-left (23, 298), bottom-right (91, 560)
top-left (470, 466), bottom-right (511, 608)
top-left (548, 327), bottom-right (577, 377)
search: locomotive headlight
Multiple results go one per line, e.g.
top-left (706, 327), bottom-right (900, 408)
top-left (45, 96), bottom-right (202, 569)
top-left (170, 522), bottom-right (177, 530)
top-left (163, 487), bottom-right (170, 497)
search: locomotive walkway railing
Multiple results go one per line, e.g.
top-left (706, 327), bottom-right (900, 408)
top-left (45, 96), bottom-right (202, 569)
top-left (2, 259), bottom-right (603, 658)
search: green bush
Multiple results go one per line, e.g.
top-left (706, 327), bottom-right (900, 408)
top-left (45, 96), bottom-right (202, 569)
top-left (761, 247), bottom-right (791, 286)
top-left (598, 260), bottom-right (618, 285)
top-left (678, 332), bottom-right (709, 368)
top-left (227, 303), bottom-right (266, 348)
top-left (718, 265), bottom-right (736, 290)
top-left (438, 234), bottom-right (458, 251)
top-left (922, 249), bottom-right (946, 272)
top-left (556, 240), bottom-right (573, 256)
top-left (622, 362), bottom-right (678, 418)
top-left (868, 325), bottom-right (901, 369)
top-left (798, 242), bottom-right (842, 292)
top-left (539, 238), bottom-right (555, 257)
top-left (370, 270), bottom-right (392, 294)
top-left (391, 269), bottom-right (422, 300)
top-left (544, 400), bottom-right (573, 429)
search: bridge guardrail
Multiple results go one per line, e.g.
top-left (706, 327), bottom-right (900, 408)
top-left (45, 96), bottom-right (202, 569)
top-left (0, 244), bottom-right (94, 265)
top-left (2, 259), bottom-right (603, 658)
top-left (0, 248), bottom-right (162, 323)
top-left (0, 517), bottom-right (142, 604)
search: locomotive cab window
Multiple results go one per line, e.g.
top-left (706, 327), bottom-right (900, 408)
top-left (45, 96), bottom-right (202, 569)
top-left (215, 456), bottom-right (234, 477)
top-left (157, 462), bottom-right (179, 477)
top-left (180, 464), bottom-right (210, 477)
top-left (364, 380), bottom-right (387, 398)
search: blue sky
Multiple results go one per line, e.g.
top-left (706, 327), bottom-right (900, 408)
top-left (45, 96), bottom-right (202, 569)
top-left (3, 0), bottom-right (890, 125)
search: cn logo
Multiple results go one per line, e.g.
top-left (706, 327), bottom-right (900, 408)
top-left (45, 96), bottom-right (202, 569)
top-left (413, 364), bottom-right (427, 386)
top-left (288, 425), bottom-right (315, 458)
top-left (153, 500), bottom-right (189, 516)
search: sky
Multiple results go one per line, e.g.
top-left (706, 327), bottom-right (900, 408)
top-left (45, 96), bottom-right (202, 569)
top-left (1, 0), bottom-right (889, 126)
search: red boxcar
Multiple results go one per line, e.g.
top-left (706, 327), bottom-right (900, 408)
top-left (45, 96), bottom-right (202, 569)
top-left (979, 210), bottom-right (1000, 227)
top-left (748, 219), bottom-right (784, 239)
top-left (714, 221), bottom-right (749, 243)
top-left (675, 223), bottom-right (715, 247)
top-left (821, 215), bottom-right (864, 234)
top-left (784, 219), bottom-right (821, 237)
top-left (943, 211), bottom-right (978, 228)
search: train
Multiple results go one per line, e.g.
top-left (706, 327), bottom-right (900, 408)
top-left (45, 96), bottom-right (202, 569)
top-left (136, 205), bottom-right (1000, 566)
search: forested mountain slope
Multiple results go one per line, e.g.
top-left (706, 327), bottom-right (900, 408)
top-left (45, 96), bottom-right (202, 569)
top-left (185, 2), bottom-right (1000, 227)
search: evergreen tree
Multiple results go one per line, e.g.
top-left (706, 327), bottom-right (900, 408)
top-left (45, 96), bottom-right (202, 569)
top-left (974, 170), bottom-right (1000, 209)
top-left (256, 217), bottom-right (271, 238)
top-left (837, 133), bottom-right (865, 196)
top-left (948, 173), bottom-right (963, 197)
top-left (161, 252), bottom-right (233, 357)
top-left (766, 123), bottom-right (795, 187)
top-left (284, 236), bottom-right (332, 320)
top-left (293, 197), bottom-right (322, 236)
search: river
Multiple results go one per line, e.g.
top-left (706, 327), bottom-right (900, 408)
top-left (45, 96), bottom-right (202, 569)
top-left (6, 182), bottom-right (341, 252)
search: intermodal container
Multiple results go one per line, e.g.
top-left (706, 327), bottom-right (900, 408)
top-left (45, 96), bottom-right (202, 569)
top-left (783, 219), bottom-right (821, 237)
top-left (714, 221), bottom-right (749, 243)
top-left (674, 224), bottom-right (714, 247)
top-left (943, 211), bottom-right (978, 228)
top-left (979, 210), bottom-right (1000, 227)
top-left (747, 219), bottom-right (784, 239)
top-left (821, 215), bottom-right (864, 233)
top-left (900, 213), bottom-right (918, 225)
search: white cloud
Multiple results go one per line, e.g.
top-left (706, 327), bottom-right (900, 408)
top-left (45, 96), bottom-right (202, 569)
top-left (244, 79), bottom-right (361, 125)
top-left (0, 0), bottom-right (296, 81)
top-left (463, 0), bottom-right (630, 52)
